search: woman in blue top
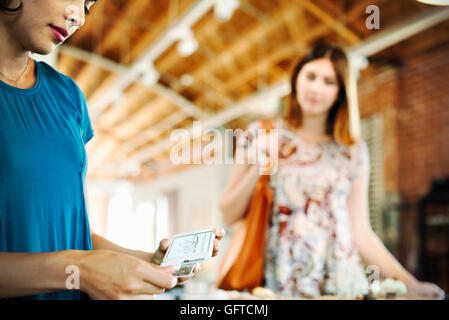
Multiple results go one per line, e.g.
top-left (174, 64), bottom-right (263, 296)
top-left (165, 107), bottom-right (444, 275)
top-left (0, 0), bottom-right (224, 300)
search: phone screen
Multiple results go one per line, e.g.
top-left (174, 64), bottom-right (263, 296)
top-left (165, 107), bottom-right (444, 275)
top-left (165, 231), bottom-right (213, 260)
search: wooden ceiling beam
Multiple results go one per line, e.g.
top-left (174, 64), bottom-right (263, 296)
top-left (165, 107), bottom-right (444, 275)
top-left (126, 0), bottom-right (197, 65)
top-left (117, 80), bottom-right (291, 168)
top-left (88, 97), bottom-right (175, 170)
top-left (95, 84), bottom-right (153, 130)
top-left (116, 111), bottom-right (189, 161)
top-left (87, 0), bottom-right (217, 120)
top-left (60, 45), bottom-right (207, 125)
top-left (296, 0), bottom-right (360, 45)
top-left (222, 14), bottom-right (332, 96)
top-left (223, 43), bottom-right (307, 94)
top-left (93, 0), bottom-right (149, 55)
top-left (339, 0), bottom-right (388, 38)
top-left (177, 4), bottom-right (303, 98)
top-left (73, 0), bottom-right (154, 92)
top-left (88, 5), bottom-right (312, 173)
top-left (154, 13), bottom-right (223, 72)
top-left (112, 100), bottom-right (177, 142)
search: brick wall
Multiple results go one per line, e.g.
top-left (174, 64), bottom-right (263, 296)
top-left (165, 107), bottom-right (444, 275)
top-left (397, 42), bottom-right (449, 274)
top-left (357, 42), bottom-right (449, 275)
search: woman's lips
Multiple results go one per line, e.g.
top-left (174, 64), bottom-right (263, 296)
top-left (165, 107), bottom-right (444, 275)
top-left (49, 25), bottom-right (68, 43)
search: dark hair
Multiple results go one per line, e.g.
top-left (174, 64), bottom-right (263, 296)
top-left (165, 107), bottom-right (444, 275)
top-left (284, 42), bottom-right (357, 146)
top-left (0, 0), bottom-right (23, 14)
top-left (0, 1), bottom-right (98, 15)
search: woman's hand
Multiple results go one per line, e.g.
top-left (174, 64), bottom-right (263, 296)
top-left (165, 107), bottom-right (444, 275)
top-left (408, 281), bottom-right (445, 300)
top-left (80, 249), bottom-right (177, 300)
top-left (150, 226), bottom-right (225, 283)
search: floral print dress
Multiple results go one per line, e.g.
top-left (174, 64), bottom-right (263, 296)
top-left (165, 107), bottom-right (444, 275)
top-left (241, 119), bottom-right (370, 298)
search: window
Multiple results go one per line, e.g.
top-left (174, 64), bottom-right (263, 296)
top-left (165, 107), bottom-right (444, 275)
top-left (106, 187), bottom-right (176, 252)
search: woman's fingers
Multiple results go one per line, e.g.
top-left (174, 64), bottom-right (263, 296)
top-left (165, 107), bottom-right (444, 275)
top-left (414, 282), bottom-right (446, 300)
top-left (158, 238), bottom-right (171, 251)
top-left (213, 226), bottom-right (225, 240)
top-left (118, 293), bottom-right (157, 300)
top-left (425, 283), bottom-right (444, 299)
top-left (130, 294), bottom-right (155, 300)
top-left (177, 263), bottom-right (201, 283)
top-left (136, 262), bottom-right (177, 289)
top-left (137, 281), bottom-right (167, 295)
top-left (150, 238), bottom-right (171, 265)
top-left (212, 226), bottom-right (225, 257)
top-left (212, 239), bottom-right (220, 257)
top-left (432, 285), bottom-right (445, 299)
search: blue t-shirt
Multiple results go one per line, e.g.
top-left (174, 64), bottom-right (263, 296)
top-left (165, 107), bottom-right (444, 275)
top-left (0, 60), bottom-right (93, 300)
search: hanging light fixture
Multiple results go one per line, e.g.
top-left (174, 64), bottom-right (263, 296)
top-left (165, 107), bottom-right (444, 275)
top-left (139, 62), bottom-right (160, 87)
top-left (180, 74), bottom-right (194, 86)
top-left (173, 27), bottom-right (198, 57)
top-left (416, 0), bottom-right (449, 5)
top-left (214, 0), bottom-right (240, 21)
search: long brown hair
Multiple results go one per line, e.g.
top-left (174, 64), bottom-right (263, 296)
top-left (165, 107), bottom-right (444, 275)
top-left (284, 43), bottom-right (358, 146)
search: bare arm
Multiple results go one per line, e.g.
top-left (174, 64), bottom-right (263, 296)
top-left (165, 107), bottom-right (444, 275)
top-left (0, 248), bottom-right (179, 300)
top-left (348, 169), bottom-right (444, 298)
top-left (90, 233), bottom-right (151, 261)
top-left (219, 145), bottom-right (260, 226)
top-left (0, 250), bottom-right (88, 299)
top-left (347, 171), bottom-right (418, 286)
top-left (0, 186), bottom-right (176, 300)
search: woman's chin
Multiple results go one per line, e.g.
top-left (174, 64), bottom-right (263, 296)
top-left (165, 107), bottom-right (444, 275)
top-left (30, 43), bottom-right (57, 56)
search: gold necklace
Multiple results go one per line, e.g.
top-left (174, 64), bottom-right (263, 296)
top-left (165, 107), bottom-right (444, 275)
top-left (0, 58), bottom-right (30, 88)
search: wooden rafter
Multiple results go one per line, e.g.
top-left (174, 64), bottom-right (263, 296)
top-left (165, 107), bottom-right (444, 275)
top-left (296, 0), bottom-right (360, 45)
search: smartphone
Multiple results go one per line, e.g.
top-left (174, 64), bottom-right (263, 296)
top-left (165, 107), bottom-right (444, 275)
top-left (160, 229), bottom-right (215, 278)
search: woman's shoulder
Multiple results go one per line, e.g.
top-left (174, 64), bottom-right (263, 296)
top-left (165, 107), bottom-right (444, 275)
top-left (334, 137), bottom-right (367, 151)
top-left (347, 139), bottom-right (369, 155)
top-left (36, 60), bottom-right (82, 95)
top-left (342, 139), bottom-right (370, 174)
top-left (246, 117), bottom-right (286, 131)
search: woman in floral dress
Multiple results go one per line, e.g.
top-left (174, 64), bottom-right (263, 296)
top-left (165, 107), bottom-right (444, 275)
top-left (219, 43), bottom-right (444, 299)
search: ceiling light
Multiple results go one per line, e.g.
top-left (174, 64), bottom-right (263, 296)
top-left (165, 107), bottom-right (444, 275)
top-left (214, 0), bottom-right (240, 21)
top-left (139, 63), bottom-right (160, 87)
top-left (177, 36), bottom-right (198, 57)
top-left (180, 74), bottom-right (194, 86)
top-left (174, 28), bottom-right (198, 57)
top-left (416, 0), bottom-right (449, 5)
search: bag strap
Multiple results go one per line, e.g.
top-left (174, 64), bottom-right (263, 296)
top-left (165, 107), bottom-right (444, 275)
top-left (216, 119), bottom-right (275, 289)
top-left (259, 119), bottom-right (274, 131)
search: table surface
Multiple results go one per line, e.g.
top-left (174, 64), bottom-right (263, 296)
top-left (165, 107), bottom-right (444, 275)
top-left (223, 290), bottom-right (426, 300)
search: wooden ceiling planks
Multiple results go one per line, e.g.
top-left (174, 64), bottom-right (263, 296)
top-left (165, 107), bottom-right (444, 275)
top-left (72, 1), bottom-right (158, 93)
top-left (87, 0), bottom-right (352, 178)
top-left (297, 0), bottom-right (360, 45)
top-left (64, 0), bottom-right (449, 180)
top-left (163, 3), bottom-right (302, 104)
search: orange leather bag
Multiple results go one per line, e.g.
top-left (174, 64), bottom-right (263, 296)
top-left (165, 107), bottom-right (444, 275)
top-left (216, 121), bottom-right (274, 291)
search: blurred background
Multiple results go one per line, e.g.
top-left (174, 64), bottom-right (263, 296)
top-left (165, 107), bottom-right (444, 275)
top-left (34, 0), bottom-right (449, 294)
